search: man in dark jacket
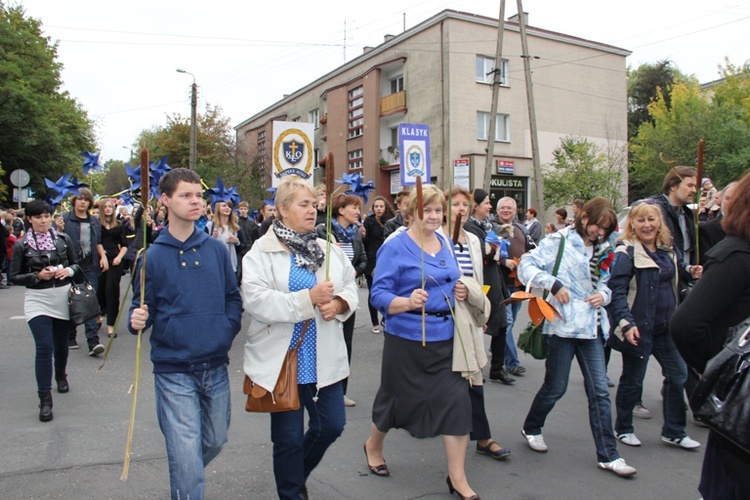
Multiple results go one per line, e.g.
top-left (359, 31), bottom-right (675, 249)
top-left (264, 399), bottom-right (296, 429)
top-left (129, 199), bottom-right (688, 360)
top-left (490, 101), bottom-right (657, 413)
top-left (383, 189), bottom-right (410, 239)
top-left (495, 197), bottom-right (535, 377)
top-left (58, 188), bottom-right (108, 355)
top-left (648, 166), bottom-right (698, 266)
top-left (129, 168), bottom-right (242, 500)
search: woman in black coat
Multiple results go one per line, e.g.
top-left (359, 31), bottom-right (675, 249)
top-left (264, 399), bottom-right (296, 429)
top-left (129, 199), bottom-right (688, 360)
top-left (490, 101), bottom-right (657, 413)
top-left (463, 189), bottom-right (512, 384)
top-left (670, 171), bottom-right (750, 500)
top-left (10, 200), bottom-right (79, 422)
top-left (362, 196), bottom-right (394, 333)
top-left (316, 193), bottom-right (367, 407)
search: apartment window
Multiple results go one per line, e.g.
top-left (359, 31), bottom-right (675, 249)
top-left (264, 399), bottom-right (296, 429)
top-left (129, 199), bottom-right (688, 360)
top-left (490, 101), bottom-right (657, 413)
top-left (291, 116), bottom-right (301, 122)
top-left (476, 56), bottom-right (509, 86)
top-left (348, 149), bottom-right (364, 170)
top-left (348, 85), bottom-right (364, 138)
top-left (309, 109), bottom-right (320, 129)
top-left (476, 111), bottom-right (510, 142)
top-left (390, 75), bottom-right (404, 94)
top-left (258, 130), bottom-right (266, 139)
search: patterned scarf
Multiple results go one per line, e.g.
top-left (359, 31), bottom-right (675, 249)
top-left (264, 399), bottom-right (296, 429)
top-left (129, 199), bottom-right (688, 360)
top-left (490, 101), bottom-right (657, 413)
top-left (26, 228), bottom-right (57, 251)
top-left (331, 219), bottom-right (358, 244)
top-left (468, 215), bottom-right (493, 234)
top-left (272, 219), bottom-right (325, 273)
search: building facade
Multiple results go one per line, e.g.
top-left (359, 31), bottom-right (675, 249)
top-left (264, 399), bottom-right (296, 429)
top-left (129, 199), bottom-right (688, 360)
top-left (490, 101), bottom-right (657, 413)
top-left (235, 9), bottom-right (631, 215)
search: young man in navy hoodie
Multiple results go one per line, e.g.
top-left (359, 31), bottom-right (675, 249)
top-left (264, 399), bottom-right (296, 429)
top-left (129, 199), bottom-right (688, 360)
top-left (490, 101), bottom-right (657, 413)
top-left (129, 168), bottom-right (242, 500)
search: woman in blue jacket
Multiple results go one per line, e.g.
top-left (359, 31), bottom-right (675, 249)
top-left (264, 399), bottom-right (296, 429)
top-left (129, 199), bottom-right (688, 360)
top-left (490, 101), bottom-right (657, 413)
top-left (607, 201), bottom-right (702, 449)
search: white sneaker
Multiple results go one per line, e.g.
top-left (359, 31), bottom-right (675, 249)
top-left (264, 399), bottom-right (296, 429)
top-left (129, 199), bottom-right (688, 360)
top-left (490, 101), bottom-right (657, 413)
top-left (661, 435), bottom-right (701, 449)
top-left (616, 433), bottom-right (642, 447)
top-left (343, 396), bottom-right (356, 407)
top-left (632, 404), bottom-right (652, 419)
top-left (598, 457), bottom-right (637, 477)
top-left (522, 429), bottom-right (548, 452)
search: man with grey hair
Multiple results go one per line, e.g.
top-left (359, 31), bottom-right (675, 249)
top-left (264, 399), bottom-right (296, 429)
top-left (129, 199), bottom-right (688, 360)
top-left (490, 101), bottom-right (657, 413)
top-left (495, 197), bottom-right (535, 376)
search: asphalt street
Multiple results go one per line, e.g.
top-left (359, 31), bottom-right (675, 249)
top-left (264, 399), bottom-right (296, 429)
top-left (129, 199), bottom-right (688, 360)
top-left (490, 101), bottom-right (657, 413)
top-left (0, 280), bottom-right (706, 499)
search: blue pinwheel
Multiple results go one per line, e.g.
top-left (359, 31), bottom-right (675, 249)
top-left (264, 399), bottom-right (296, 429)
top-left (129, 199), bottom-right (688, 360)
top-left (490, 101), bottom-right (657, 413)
top-left (80, 151), bottom-right (103, 175)
top-left (484, 230), bottom-right (503, 246)
top-left (334, 172), bottom-right (361, 191)
top-left (204, 178), bottom-right (241, 208)
top-left (352, 179), bottom-right (376, 204)
top-left (150, 157), bottom-right (171, 186)
top-left (125, 163), bottom-right (143, 192)
top-left (263, 186), bottom-right (277, 207)
top-left (119, 191), bottom-right (135, 206)
top-left (45, 193), bottom-right (65, 213)
top-left (66, 176), bottom-right (89, 196)
top-left (250, 209), bottom-right (259, 220)
top-left (45, 174), bottom-right (75, 198)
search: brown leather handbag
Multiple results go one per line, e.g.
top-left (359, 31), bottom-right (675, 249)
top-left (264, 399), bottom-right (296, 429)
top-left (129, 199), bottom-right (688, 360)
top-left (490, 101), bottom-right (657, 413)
top-left (243, 320), bottom-right (310, 413)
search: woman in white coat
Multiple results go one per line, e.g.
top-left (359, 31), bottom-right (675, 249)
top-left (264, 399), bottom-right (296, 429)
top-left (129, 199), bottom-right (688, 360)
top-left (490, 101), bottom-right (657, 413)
top-left (242, 176), bottom-right (359, 500)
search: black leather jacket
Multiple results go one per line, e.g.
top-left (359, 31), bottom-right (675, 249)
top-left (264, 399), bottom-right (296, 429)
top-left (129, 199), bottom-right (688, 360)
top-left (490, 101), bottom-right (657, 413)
top-left (10, 231), bottom-right (79, 290)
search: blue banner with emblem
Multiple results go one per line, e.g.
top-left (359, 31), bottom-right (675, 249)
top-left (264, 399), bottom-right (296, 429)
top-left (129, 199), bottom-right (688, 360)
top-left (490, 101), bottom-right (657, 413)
top-left (398, 123), bottom-right (430, 186)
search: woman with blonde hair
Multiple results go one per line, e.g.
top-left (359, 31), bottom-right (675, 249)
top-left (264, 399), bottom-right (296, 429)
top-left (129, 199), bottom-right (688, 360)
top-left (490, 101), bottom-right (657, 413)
top-left (607, 200), bottom-right (702, 450)
top-left (365, 184), bottom-right (480, 499)
top-left (242, 176), bottom-right (358, 500)
top-left (208, 200), bottom-right (241, 276)
top-left (97, 198), bottom-right (130, 337)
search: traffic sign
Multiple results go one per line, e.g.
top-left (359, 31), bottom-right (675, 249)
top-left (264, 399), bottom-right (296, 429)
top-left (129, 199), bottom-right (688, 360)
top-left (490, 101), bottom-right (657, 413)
top-left (10, 169), bottom-right (30, 187)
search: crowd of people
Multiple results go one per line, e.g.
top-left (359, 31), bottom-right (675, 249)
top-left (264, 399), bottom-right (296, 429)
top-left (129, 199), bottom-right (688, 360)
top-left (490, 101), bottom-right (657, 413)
top-left (4, 165), bottom-right (748, 500)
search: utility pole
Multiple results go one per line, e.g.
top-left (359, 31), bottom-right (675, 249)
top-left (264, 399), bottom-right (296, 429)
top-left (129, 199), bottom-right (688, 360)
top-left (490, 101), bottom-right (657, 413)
top-left (176, 68), bottom-right (198, 170)
top-left (516, 2), bottom-right (545, 214)
top-left (482, 0), bottom-right (506, 191)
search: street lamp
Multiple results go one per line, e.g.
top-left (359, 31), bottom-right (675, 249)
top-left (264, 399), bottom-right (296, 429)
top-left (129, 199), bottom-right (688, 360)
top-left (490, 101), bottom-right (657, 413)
top-left (176, 68), bottom-right (197, 170)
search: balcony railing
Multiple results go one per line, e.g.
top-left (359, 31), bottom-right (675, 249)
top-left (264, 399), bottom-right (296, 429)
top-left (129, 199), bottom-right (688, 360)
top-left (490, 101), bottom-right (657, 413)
top-left (380, 90), bottom-right (407, 116)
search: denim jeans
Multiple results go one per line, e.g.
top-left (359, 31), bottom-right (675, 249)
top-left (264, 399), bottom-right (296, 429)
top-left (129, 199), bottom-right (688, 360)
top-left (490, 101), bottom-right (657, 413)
top-left (67, 260), bottom-right (101, 347)
top-left (615, 323), bottom-right (688, 439)
top-left (523, 334), bottom-right (619, 463)
top-left (271, 382), bottom-right (345, 500)
top-left (154, 364), bottom-right (231, 500)
top-left (504, 296), bottom-right (522, 369)
top-left (28, 316), bottom-right (71, 391)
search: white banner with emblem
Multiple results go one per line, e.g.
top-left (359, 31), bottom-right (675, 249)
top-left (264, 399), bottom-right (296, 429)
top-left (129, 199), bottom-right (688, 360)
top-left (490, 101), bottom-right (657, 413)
top-left (272, 121), bottom-right (315, 186)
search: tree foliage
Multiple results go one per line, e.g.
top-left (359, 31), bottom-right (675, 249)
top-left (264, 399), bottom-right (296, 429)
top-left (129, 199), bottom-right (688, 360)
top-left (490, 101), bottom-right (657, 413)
top-left (0, 5), bottom-right (95, 202)
top-left (543, 136), bottom-right (627, 211)
top-left (629, 60), bottom-right (750, 199)
top-left (132, 103), bottom-right (266, 207)
top-left (627, 60), bottom-right (681, 140)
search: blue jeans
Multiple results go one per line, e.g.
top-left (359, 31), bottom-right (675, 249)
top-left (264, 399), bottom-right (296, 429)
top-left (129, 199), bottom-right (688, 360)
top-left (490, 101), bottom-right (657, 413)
top-left (154, 364), bottom-right (231, 500)
top-left (504, 297), bottom-right (522, 369)
top-left (28, 316), bottom-right (71, 391)
top-left (523, 334), bottom-right (619, 462)
top-left (615, 323), bottom-right (688, 439)
top-left (271, 382), bottom-right (345, 500)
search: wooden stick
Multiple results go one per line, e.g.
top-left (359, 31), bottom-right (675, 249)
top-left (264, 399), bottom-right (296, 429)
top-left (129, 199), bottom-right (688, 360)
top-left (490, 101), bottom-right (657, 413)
top-left (122, 147), bottom-right (150, 481)
top-left (324, 152), bottom-right (335, 281)
top-left (416, 176), bottom-right (426, 346)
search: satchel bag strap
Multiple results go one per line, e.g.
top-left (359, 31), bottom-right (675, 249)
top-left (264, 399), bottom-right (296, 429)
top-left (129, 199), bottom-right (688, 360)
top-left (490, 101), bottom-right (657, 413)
top-left (290, 319), bottom-right (311, 352)
top-left (542, 234), bottom-right (566, 300)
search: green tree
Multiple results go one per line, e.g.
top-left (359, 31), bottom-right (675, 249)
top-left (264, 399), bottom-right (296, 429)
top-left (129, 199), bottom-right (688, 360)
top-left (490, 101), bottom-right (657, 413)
top-left (629, 61), bottom-right (750, 198)
top-left (100, 159), bottom-right (129, 196)
top-left (627, 60), bottom-right (682, 140)
top-left (0, 5), bottom-right (95, 201)
top-left (132, 103), bottom-right (265, 206)
top-left (543, 136), bottom-right (626, 211)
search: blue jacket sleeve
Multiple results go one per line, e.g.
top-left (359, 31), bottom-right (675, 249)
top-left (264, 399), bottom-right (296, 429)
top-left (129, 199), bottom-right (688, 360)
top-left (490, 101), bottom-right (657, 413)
top-left (222, 247), bottom-right (243, 336)
top-left (128, 252), bottom-right (154, 335)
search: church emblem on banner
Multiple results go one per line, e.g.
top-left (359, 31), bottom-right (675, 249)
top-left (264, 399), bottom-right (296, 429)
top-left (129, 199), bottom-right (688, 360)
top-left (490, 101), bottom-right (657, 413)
top-left (272, 121), bottom-right (315, 186)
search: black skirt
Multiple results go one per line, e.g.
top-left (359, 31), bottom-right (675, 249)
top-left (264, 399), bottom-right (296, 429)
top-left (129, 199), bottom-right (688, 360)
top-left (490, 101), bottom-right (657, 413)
top-left (372, 332), bottom-right (471, 438)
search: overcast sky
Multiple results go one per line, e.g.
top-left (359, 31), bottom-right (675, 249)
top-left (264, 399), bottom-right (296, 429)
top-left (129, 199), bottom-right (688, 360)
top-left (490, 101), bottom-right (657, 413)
top-left (18, 0), bottom-right (750, 164)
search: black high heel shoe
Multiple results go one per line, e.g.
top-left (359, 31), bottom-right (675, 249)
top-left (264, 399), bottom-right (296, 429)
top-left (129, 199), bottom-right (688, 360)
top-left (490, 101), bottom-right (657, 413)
top-left (446, 476), bottom-right (480, 500)
top-left (363, 443), bottom-right (390, 476)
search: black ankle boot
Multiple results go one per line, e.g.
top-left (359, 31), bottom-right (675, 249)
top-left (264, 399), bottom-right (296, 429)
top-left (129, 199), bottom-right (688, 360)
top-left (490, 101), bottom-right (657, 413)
top-left (56, 377), bottom-right (69, 393)
top-left (38, 391), bottom-right (53, 422)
